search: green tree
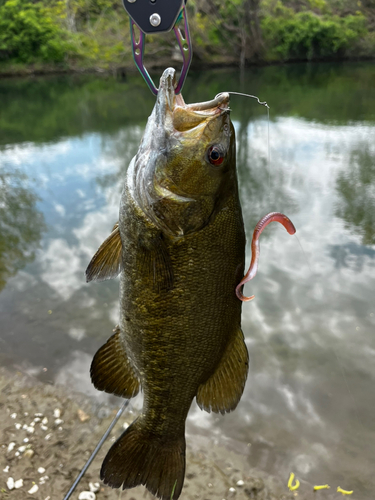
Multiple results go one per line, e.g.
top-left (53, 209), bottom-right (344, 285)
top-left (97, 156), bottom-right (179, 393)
top-left (0, 0), bottom-right (70, 62)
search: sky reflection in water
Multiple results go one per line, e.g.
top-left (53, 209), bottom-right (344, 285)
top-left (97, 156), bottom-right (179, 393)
top-left (0, 63), bottom-right (374, 498)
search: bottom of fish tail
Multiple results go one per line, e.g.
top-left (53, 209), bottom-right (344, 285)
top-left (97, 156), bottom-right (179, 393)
top-left (101, 418), bottom-right (186, 500)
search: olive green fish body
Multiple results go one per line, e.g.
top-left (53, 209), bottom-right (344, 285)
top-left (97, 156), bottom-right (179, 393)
top-left (119, 179), bottom-right (245, 435)
top-left (87, 68), bottom-right (248, 500)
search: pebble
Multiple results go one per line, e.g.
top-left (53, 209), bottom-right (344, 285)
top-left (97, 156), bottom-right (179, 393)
top-left (15, 423), bottom-right (22, 430)
top-left (35, 413), bottom-right (43, 417)
top-left (26, 426), bottom-right (35, 433)
top-left (55, 418), bottom-right (64, 425)
top-left (18, 446), bottom-right (26, 453)
top-left (78, 409), bottom-right (90, 422)
top-left (10, 413), bottom-right (17, 419)
top-left (42, 417), bottom-right (48, 425)
top-left (28, 484), bottom-right (39, 494)
top-left (38, 467), bottom-right (46, 474)
top-left (41, 425), bottom-right (48, 431)
top-left (229, 487), bottom-right (236, 492)
top-left (7, 442), bottom-right (15, 452)
top-left (236, 480), bottom-right (245, 486)
top-left (34, 417), bottom-right (41, 422)
top-left (24, 449), bottom-right (35, 458)
top-left (15, 451), bottom-right (20, 457)
top-left (23, 438), bottom-right (29, 443)
top-left (7, 477), bottom-right (15, 490)
top-left (3, 466), bottom-right (10, 473)
top-left (89, 482), bottom-right (100, 492)
top-left (53, 409), bottom-right (61, 418)
top-left (39, 476), bottom-right (49, 485)
top-left (78, 492), bottom-right (96, 500)
top-left (45, 433), bottom-right (52, 440)
top-left (15, 479), bottom-right (23, 489)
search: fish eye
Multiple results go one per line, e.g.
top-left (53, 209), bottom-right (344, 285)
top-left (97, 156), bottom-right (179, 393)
top-left (207, 145), bottom-right (225, 166)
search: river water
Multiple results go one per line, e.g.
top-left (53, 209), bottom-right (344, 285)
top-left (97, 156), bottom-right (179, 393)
top-left (0, 62), bottom-right (374, 498)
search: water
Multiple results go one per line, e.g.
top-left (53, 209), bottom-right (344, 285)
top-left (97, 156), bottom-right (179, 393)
top-left (1, 62), bottom-right (374, 497)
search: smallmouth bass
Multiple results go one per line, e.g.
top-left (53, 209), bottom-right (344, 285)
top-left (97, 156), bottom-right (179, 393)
top-left (86, 67), bottom-right (248, 500)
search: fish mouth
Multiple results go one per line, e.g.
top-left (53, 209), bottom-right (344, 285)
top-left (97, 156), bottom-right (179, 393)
top-left (158, 68), bottom-right (230, 130)
top-left (158, 68), bottom-right (229, 118)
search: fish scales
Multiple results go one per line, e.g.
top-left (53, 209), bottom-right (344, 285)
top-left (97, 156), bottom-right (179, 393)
top-left (87, 67), bottom-right (248, 500)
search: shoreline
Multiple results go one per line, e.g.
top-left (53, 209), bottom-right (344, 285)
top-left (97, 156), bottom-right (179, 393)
top-left (1, 55), bottom-right (374, 80)
top-left (0, 366), bottom-right (335, 500)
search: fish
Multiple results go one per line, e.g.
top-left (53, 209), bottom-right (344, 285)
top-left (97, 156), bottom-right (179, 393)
top-left (86, 67), bottom-right (248, 500)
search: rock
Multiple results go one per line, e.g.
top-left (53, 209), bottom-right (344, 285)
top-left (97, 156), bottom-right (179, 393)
top-left (78, 491), bottom-right (96, 500)
top-left (15, 479), bottom-right (23, 488)
top-left (77, 409), bottom-right (90, 422)
top-left (28, 484), bottom-right (39, 494)
top-left (7, 477), bottom-right (15, 490)
top-left (7, 442), bottom-right (15, 452)
top-left (38, 467), bottom-right (46, 473)
top-left (89, 482), bottom-right (100, 492)
top-left (53, 408), bottom-right (61, 418)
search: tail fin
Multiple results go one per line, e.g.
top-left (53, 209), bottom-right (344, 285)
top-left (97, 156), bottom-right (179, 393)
top-left (101, 418), bottom-right (186, 500)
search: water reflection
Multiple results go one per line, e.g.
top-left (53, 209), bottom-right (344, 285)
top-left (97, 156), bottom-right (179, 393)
top-left (336, 142), bottom-right (375, 245)
top-left (0, 168), bottom-right (45, 291)
top-left (0, 62), bottom-right (374, 498)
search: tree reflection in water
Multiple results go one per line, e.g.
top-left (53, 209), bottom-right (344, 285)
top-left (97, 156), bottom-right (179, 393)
top-left (335, 144), bottom-right (375, 246)
top-left (0, 169), bottom-right (45, 291)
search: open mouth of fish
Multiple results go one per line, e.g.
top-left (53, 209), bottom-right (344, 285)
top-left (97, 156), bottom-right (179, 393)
top-left (158, 68), bottom-right (230, 125)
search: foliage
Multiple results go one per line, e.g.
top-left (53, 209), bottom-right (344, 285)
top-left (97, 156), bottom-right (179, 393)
top-left (0, 0), bottom-right (72, 62)
top-left (261, 8), bottom-right (367, 61)
top-left (0, 0), bottom-right (373, 70)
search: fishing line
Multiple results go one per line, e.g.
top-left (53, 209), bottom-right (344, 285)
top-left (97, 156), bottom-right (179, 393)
top-left (215, 91), bottom-right (271, 203)
top-left (63, 400), bottom-right (129, 500)
top-left (294, 234), bottom-right (314, 275)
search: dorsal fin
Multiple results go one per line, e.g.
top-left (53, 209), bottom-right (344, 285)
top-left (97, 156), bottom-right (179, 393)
top-left (86, 223), bottom-right (122, 282)
top-left (196, 327), bottom-right (249, 414)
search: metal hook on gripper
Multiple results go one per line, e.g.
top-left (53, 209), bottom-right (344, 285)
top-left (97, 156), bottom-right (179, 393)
top-left (127, 2), bottom-right (192, 96)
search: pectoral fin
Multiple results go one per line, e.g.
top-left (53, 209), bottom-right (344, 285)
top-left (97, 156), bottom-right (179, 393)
top-left (138, 233), bottom-right (174, 292)
top-left (90, 326), bottom-right (140, 398)
top-left (196, 328), bottom-right (249, 414)
top-left (86, 223), bottom-right (122, 282)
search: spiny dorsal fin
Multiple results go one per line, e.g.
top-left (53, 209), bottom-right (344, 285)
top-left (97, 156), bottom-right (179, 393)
top-left (90, 326), bottom-right (140, 399)
top-left (86, 223), bottom-right (122, 282)
top-left (196, 327), bottom-right (249, 414)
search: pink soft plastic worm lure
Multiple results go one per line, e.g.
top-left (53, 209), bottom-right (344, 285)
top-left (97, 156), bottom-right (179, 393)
top-left (236, 212), bottom-right (296, 302)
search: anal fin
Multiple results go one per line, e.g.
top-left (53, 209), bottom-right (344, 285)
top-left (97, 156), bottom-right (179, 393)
top-left (196, 328), bottom-right (249, 414)
top-left (86, 223), bottom-right (122, 282)
top-left (91, 326), bottom-right (140, 398)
